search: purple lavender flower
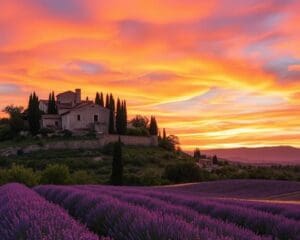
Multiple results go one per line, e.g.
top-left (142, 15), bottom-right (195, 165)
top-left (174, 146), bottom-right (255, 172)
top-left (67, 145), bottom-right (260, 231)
top-left (0, 183), bottom-right (100, 240)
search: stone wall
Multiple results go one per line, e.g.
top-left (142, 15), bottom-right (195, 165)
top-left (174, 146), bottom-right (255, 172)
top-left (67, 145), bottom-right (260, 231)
top-left (99, 135), bottom-right (158, 146)
top-left (0, 135), bottom-right (158, 156)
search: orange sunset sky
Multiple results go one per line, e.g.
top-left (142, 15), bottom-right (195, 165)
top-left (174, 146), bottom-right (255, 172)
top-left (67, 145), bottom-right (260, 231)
top-left (1, 0), bottom-right (300, 150)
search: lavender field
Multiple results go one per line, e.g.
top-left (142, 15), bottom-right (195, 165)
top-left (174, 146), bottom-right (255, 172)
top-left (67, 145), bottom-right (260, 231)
top-left (1, 182), bottom-right (299, 240)
top-left (161, 179), bottom-right (300, 200)
top-left (34, 183), bottom-right (300, 240)
top-left (0, 183), bottom-right (102, 240)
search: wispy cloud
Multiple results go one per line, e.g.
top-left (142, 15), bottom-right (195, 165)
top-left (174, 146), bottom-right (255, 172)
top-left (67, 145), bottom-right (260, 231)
top-left (1, 0), bottom-right (300, 148)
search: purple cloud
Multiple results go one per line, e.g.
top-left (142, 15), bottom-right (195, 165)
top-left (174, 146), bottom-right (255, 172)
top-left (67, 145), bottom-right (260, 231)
top-left (34, 0), bottom-right (89, 21)
top-left (64, 60), bottom-right (107, 75)
top-left (0, 83), bottom-right (22, 95)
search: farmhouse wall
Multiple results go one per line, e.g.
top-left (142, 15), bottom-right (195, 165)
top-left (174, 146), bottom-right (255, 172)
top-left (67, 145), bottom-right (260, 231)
top-left (57, 91), bottom-right (76, 104)
top-left (62, 105), bottom-right (109, 133)
top-left (41, 115), bottom-right (62, 129)
top-left (39, 101), bottom-right (48, 113)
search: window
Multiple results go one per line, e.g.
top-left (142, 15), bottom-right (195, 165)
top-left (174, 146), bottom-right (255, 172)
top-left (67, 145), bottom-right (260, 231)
top-left (77, 114), bottom-right (81, 121)
top-left (94, 115), bottom-right (98, 122)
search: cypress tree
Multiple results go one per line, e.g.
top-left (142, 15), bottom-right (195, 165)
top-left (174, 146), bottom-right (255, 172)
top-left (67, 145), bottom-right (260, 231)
top-left (154, 117), bottom-right (158, 135)
top-left (149, 116), bottom-right (153, 135)
top-left (47, 93), bottom-right (52, 114)
top-left (122, 100), bottom-right (127, 134)
top-left (28, 92), bottom-right (41, 135)
top-left (105, 93), bottom-right (110, 108)
top-left (95, 92), bottom-right (101, 105)
top-left (213, 155), bottom-right (218, 165)
top-left (110, 137), bottom-right (123, 185)
top-left (194, 148), bottom-right (201, 160)
top-left (51, 92), bottom-right (57, 114)
top-left (158, 130), bottom-right (162, 141)
top-left (108, 94), bottom-right (115, 134)
top-left (116, 99), bottom-right (128, 135)
top-left (48, 91), bottom-right (57, 114)
top-left (116, 98), bottom-right (121, 134)
top-left (163, 128), bottom-right (167, 140)
top-left (100, 92), bottom-right (104, 107)
top-left (149, 116), bottom-right (158, 135)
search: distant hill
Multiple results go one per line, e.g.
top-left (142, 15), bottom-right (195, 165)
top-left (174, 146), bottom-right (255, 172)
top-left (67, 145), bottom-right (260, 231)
top-left (203, 146), bottom-right (300, 165)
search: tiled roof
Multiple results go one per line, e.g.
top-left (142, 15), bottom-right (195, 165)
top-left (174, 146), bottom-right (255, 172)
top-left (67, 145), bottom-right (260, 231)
top-left (56, 90), bottom-right (74, 96)
top-left (60, 102), bottom-right (109, 116)
top-left (57, 102), bottom-right (73, 109)
top-left (41, 114), bottom-right (61, 119)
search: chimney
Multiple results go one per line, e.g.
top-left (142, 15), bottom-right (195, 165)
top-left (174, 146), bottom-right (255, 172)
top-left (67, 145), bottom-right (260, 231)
top-left (75, 88), bottom-right (81, 103)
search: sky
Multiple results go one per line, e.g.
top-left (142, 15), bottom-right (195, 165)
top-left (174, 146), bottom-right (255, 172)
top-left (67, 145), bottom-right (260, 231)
top-left (1, 0), bottom-right (300, 150)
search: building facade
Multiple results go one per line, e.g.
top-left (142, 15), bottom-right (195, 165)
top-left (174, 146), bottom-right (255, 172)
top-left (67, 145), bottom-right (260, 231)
top-left (40, 89), bottom-right (110, 134)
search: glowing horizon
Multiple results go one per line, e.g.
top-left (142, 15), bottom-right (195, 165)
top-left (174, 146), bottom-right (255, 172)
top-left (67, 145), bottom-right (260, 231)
top-left (1, 0), bottom-right (300, 150)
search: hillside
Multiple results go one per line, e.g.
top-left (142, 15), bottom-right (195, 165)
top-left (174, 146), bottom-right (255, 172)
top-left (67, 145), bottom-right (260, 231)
top-left (203, 146), bottom-right (300, 165)
top-left (0, 145), bottom-right (194, 185)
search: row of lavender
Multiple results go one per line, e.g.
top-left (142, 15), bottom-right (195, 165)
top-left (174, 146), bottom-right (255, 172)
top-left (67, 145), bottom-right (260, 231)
top-left (34, 184), bottom-right (300, 240)
top-left (71, 185), bottom-right (266, 240)
top-left (162, 180), bottom-right (300, 199)
top-left (74, 185), bottom-right (300, 240)
top-left (0, 183), bottom-right (104, 240)
top-left (79, 186), bottom-right (300, 239)
top-left (35, 185), bottom-right (205, 240)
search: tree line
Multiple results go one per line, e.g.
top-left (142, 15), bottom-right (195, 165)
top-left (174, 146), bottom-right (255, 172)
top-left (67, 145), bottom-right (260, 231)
top-left (1, 91), bottom-right (159, 138)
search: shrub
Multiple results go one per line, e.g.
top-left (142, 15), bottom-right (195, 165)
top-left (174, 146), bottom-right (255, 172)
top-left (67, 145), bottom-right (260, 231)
top-left (61, 129), bottom-right (72, 138)
top-left (101, 142), bottom-right (115, 155)
top-left (126, 127), bottom-right (150, 136)
top-left (13, 134), bottom-right (26, 142)
top-left (140, 169), bottom-right (163, 186)
top-left (39, 127), bottom-right (54, 136)
top-left (41, 164), bottom-right (70, 184)
top-left (159, 135), bottom-right (179, 151)
top-left (123, 174), bottom-right (141, 185)
top-left (3, 105), bottom-right (25, 135)
top-left (164, 162), bottom-right (210, 183)
top-left (0, 169), bottom-right (9, 185)
top-left (86, 130), bottom-right (97, 138)
top-left (17, 149), bottom-right (24, 156)
top-left (0, 124), bottom-right (13, 141)
top-left (71, 170), bottom-right (96, 184)
top-left (5, 165), bottom-right (39, 186)
top-left (129, 115), bottom-right (149, 128)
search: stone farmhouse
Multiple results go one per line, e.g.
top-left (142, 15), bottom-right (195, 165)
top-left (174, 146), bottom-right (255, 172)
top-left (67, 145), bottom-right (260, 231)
top-left (39, 89), bottom-right (109, 134)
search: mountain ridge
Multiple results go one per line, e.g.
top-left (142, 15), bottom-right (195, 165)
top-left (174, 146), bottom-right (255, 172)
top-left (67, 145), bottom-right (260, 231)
top-left (202, 146), bottom-right (300, 165)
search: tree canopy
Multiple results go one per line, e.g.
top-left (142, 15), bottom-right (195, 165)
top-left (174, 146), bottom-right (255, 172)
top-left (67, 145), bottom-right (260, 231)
top-left (3, 105), bottom-right (24, 134)
top-left (194, 148), bottom-right (201, 161)
top-left (149, 116), bottom-right (158, 135)
top-left (47, 91), bottom-right (57, 114)
top-left (28, 92), bottom-right (41, 135)
top-left (116, 99), bottom-right (127, 135)
top-left (130, 115), bottom-right (149, 129)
